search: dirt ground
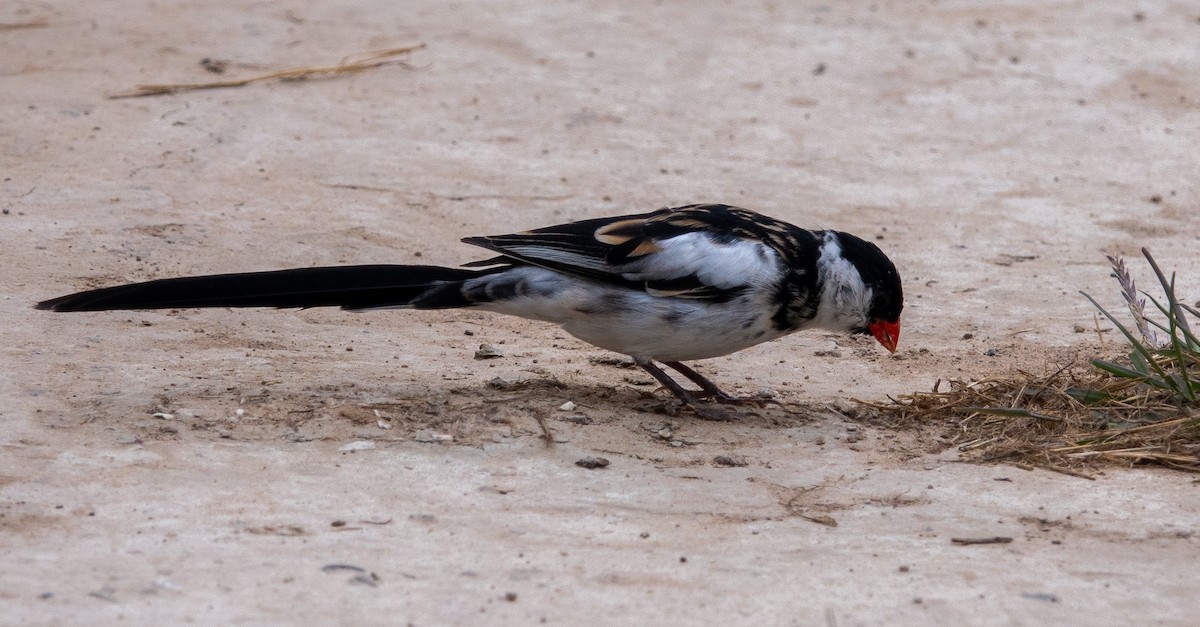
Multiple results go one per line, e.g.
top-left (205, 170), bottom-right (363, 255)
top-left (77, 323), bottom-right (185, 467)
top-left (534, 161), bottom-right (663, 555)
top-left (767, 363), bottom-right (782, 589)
top-left (4, 1), bottom-right (1200, 624)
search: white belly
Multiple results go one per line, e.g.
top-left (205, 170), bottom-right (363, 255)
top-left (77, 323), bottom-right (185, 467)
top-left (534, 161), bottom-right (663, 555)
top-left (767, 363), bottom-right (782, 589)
top-left (471, 267), bottom-right (789, 362)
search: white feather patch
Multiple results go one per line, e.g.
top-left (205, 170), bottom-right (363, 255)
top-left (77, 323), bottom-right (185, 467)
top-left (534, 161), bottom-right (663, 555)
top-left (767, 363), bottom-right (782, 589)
top-left (619, 232), bottom-right (780, 288)
top-left (505, 245), bottom-right (610, 271)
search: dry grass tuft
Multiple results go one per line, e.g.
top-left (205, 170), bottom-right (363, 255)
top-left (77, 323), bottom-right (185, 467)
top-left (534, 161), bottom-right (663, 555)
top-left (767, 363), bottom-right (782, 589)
top-left (857, 249), bottom-right (1200, 475)
top-left (856, 368), bottom-right (1200, 475)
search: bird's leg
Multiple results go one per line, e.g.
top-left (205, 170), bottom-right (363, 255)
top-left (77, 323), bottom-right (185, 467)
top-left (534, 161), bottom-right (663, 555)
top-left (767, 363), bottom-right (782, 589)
top-left (660, 361), bottom-right (733, 399)
top-left (634, 358), bottom-right (734, 420)
top-left (662, 361), bottom-right (783, 408)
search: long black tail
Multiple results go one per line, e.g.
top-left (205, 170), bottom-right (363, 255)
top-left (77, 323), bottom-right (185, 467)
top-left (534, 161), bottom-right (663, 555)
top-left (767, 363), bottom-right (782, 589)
top-left (35, 265), bottom-right (497, 312)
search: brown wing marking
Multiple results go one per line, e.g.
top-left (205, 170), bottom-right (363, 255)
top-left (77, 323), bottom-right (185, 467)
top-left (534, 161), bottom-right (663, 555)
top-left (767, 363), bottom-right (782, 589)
top-left (594, 218), bottom-right (662, 258)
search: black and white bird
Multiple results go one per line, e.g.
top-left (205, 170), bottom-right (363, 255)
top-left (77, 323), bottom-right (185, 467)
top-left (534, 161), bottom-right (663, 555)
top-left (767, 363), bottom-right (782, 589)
top-left (37, 204), bottom-right (903, 415)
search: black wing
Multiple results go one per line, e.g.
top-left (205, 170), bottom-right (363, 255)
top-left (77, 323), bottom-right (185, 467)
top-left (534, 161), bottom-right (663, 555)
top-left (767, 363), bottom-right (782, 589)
top-left (461, 204), bottom-right (808, 301)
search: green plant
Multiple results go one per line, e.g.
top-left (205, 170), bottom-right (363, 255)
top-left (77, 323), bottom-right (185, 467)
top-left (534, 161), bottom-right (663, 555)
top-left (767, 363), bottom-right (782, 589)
top-left (1082, 248), bottom-right (1200, 406)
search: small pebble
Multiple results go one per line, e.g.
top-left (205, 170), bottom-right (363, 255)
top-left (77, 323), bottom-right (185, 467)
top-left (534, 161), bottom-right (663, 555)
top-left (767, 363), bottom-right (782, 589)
top-left (558, 401), bottom-right (576, 411)
top-left (575, 456), bottom-right (610, 469)
top-left (487, 374), bottom-right (528, 389)
top-left (338, 440), bottom-right (376, 452)
top-left (414, 430), bottom-right (453, 443)
top-left (474, 344), bottom-right (503, 359)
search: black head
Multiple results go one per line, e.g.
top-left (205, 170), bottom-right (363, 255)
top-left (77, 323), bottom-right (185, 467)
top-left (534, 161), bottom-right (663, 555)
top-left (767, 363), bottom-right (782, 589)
top-left (836, 232), bottom-right (904, 350)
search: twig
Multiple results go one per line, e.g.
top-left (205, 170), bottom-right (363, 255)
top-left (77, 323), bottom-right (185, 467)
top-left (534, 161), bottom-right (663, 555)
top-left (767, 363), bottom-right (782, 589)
top-left (0, 20), bottom-right (48, 30)
top-left (532, 408), bottom-right (554, 446)
top-left (951, 536), bottom-right (1012, 545)
top-left (110, 44), bottom-right (425, 98)
top-left (1033, 463), bottom-right (1097, 480)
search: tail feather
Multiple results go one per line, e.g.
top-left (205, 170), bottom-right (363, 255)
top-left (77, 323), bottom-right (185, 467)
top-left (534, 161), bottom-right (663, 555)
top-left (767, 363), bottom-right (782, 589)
top-left (35, 265), bottom-right (492, 312)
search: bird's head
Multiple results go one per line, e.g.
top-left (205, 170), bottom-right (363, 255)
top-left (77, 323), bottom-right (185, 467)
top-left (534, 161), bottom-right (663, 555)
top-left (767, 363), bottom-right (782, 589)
top-left (816, 232), bottom-right (904, 353)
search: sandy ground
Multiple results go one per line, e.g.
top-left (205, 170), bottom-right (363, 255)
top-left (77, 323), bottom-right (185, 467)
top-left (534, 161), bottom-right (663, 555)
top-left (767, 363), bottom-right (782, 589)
top-left (4, 1), bottom-right (1200, 624)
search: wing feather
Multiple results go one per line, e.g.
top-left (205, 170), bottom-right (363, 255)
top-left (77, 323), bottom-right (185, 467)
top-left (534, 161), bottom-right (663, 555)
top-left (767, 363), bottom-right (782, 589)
top-left (462, 204), bottom-right (800, 303)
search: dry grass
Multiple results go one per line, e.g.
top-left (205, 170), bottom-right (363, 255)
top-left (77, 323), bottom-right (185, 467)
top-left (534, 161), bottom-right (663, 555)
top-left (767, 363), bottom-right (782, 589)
top-left (110, 44), bottom-right (425, 98)
top-left (856, 367), bottom-right (1200, 475)
top-left (858, 249), bottom-right (1200, 475)
top-left (0, 20), bottom-right (49, 30)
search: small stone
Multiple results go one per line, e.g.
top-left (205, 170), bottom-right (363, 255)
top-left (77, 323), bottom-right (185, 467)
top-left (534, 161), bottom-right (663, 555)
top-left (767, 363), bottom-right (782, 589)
top-left (338, 440), bottom-right (376, 452)
top-left (414, 430), bottom-right (453, 443)
top-left (575, 456), bottom-right (610, 469)
top-left (830, 398), bottom-right (857, 415)
top-left (487, 374), bottom-right (529, 389)
top-left (1073, 325), bottom-right (1086, 333)
top-left (558, 401), bottom-right (576, 411)
top-left (589, 355), bottom-right (636, 368)
top-left (474, 344), bottom-right (503, 359)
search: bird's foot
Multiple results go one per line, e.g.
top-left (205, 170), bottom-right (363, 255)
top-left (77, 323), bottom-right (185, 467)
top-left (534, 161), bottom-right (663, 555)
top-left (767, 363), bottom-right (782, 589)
top-left (692, 389), bottom-right (785, 409)
top-left (638, 359), bottom-right (785, 420)
top-left (659, 396), bottom-right (739, 421)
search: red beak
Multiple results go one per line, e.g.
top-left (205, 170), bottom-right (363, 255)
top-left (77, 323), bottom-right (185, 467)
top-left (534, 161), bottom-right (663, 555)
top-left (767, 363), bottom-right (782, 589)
top-left (869, 319), bottom-right (900, 353)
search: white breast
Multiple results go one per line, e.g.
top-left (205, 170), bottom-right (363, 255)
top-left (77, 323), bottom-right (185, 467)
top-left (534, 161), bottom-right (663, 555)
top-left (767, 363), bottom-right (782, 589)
top-left (470, 266), bottom-right (790, 362)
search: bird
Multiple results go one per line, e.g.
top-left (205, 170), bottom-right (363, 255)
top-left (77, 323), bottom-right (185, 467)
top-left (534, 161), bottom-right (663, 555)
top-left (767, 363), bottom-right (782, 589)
top-left (36, 203), bottom-right (903, 418)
